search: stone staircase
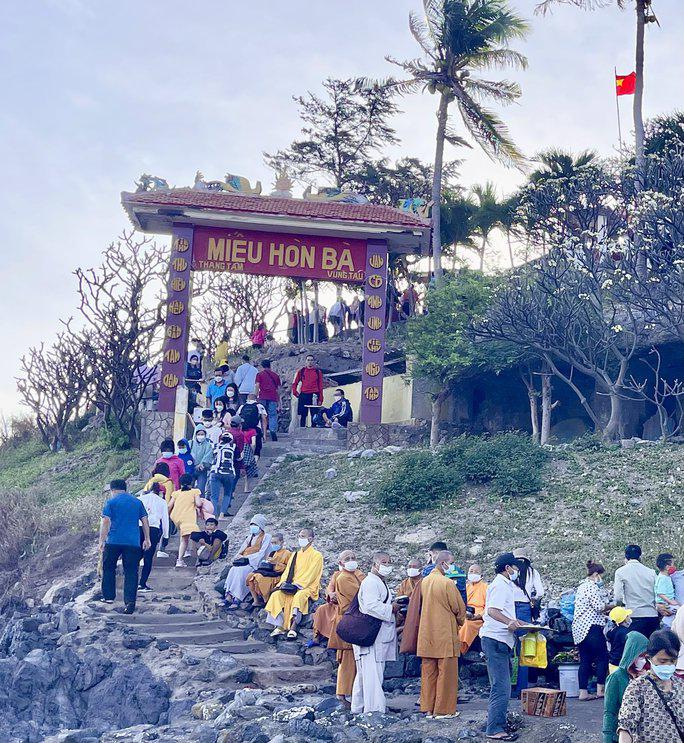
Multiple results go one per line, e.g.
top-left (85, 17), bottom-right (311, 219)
top-left (286, 426), bottom-right (348, 455)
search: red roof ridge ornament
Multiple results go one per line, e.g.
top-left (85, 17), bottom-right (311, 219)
top-left (398, 197), bottom-right (433, 220)
top-left (303, 185), bottom-right (369, 204)
top-left (135, 174), bottom-right (170, 193)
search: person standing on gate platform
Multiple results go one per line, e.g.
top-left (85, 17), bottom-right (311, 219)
top-left (100, 479), bottom-right (151, 614)
top-left (255, 359), bottom-right (281, 442)
top-left (614, 544), bottom-right (659, 638)
top-left (235, 355), bottom-right (258, 404)
top-left (293, 354), bottom-right (324, 427)
top-left (480, 552), bottom-right (525, 741)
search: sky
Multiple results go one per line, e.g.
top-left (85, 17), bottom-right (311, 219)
top-left (0, 0), bottom-right (683, 419)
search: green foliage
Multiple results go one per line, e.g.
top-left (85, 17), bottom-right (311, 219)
top-left (407, 270), bottom-right (516, 387)
top-left (569, 432), bottom-right (605, 452)
top-left (98, 421), bottom-right (132, 451)
top-left (438, 432), bottom-right (547, 496)
top-left (376, 451), bottom-right (463, 511)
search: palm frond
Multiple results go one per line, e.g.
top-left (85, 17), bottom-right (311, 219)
top-left (535, 0), bottom-right (622, 16)
top-left (454, 88), bottom-right (527, 168)
top-left (385, 54), bottom-right (430, 76)
top-left (445, 125), bottom-right (473, 149)
top-left (423, 0), bottom-right (446, 42)
top-left (463, 77), bottom-right (522, 105)
top-left (409, 10), bottom-right (437, 59)
top-left (464, 49), bottom-right (528, 72)
top-left (362, 75), bottom-right (426, 96)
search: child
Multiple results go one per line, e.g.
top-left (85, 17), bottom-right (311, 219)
top-left (177, 438), bottom-right (195, 480)
top-left (240, 426), bottom-right (259, 493)
top-left (655, 552), bottom-right (680, 627)
top-left (607, 606), bottom-right (633, 673)
top-left (145, 462), bottom-right (174, 501)
top-left (168, 474), bottom-right (202, 568)
top-left (201, 408), bottom-right (222, 445)
top-left (155, 439), bottom-right (185, 490)
top-left (190, 424), bottom-right (214, 495)
top-left (190, 517), bottom-right (228, 566)
top-left (210, 432), bottom-right (237, 517)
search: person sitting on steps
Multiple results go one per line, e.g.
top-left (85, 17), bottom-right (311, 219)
top-left (246, 533), bottom-right (292, 607)
top-left (224, 514), bottom-right (272, 610)
top-left (190, 517), bottom-right (228, 566)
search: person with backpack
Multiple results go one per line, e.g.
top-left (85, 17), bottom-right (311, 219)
top-left (155, 439), bottom-right (185, 490)
top-left (293, 354), bottom-right (324, 427)
top-left (209, 431), bottom-right (237, 517)
top-left (237, 393), bottom-right (267, 457)
top-left (255, 359), bottom-right (281, 442)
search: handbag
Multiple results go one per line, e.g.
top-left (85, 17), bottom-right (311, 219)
top-left (232, 557), bottom-right (249, 567)
top-left (275, 553), bottom-right (300, 595)
top-left (336, 583), bottom-right (389, 647)
top-left (647, 677), bottom-right (684, 741)
top-left (255, 560), bottom-right (281, 578)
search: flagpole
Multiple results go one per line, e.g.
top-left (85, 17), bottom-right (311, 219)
top-left (614, 67), bottom-right (623, 150)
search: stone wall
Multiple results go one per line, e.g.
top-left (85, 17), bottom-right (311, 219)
top-left (346, 421), bottom-right (428, 450)
top-left (140, 410), bottom-right (174, 478)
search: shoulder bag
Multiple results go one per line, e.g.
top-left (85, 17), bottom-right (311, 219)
top-left (647, 676), bottom-right (684, 741)
top-left (275, 553), bottom-right (299, 595)
top-left (336, 582), bottom-right (389, 647)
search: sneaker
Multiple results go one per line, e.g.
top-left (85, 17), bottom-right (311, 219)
top-left (99, 598), bottom-right (114, 604)
top-left (156, 551), bottom-right (169, 558)
top-left (175, 560), bottom-right (187, 568)
top-left (138, 585), bottom-right (152, 593)
top-left (123, 604), bottom-right (136, 615)
top-left (183, 551), bottom-right (192, 558)
top-left (270, 627), bottom-right (286, 638)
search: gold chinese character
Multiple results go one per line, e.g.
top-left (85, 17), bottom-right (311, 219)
top-left (366, 295), bottom-right (382, 310)
top-left (168, 300), bottom-right (185, 315)
top-left (368, 274), bottom-right (383, 289)
top-left (170, 277), bottom-right (186, 292)
top-left (365, 362), bottom-right (381, 377)
top-left (162, 373), bottom-right (179, 388)
top-left (367, 316), bottom-right (382, 331)
top-left (172, 257), bottom-right (188, 272)
top-left (369, 254), bottom-right (384, 269)
top-left (175, 237), bottom-right (190, 252)
top-left (364, 386), bottom-right (380, 401)
top-left (166, 324), bottom-right (182, 339)
top-left (164, 348), bottom-right (181, 364)
top-left (366, 338), bottom-right (382, 353)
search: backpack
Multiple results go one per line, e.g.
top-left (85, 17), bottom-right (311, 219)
top-left (240, 402), bottom-right (260, 430)
top-left (559, 591), bottom-right (576, 622)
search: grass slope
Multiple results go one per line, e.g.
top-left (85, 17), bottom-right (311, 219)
top-left (253, 442), bottom-right (684, 593)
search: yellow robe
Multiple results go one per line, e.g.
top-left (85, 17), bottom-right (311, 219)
top-left (459, 579), bottom-right (488, 654)
top-left (313, 572), bottom-right (340, 640)
top-left (246, 548), bottom-right (292, 603)
top-left (397, 576), bottom-right (421, 599)
top-left (145, 474), bottom-right (174, 501)
top-left (265, 546), bottom-right (324, 630)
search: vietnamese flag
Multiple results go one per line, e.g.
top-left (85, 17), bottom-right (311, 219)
top-left (616, 71), bottom-right (636, 96)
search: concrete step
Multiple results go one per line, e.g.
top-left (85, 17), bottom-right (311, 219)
top-left (240, 653), bottom-right (303, 668)
top-left (250, 661), bottom-right (333, 686)
top-left (175, 639), bottom-right (267, 654)
top-left (154, 628), bottom-right (245, 645)
top-left (110, 613), bottom-right (205, 626)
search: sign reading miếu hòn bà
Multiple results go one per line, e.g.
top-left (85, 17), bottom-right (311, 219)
top-left (192, 226), bottom-right (366, 283)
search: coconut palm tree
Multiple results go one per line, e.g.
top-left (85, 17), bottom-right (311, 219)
top-left (529, 148), bottom-right (598, 182)
top-left (368, 0), bottom-right (529, 285)
top-left (470, 182), bottom-right (505, 271)
top-left (440, 190), bottom-right (477, 270)
top-left (536, 0), bottom-right (657, 170)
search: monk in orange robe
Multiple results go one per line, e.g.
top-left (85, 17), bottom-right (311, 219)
top-left (397, 558), bottom-right (423, 599)
top-left (459, 563), bottom-right (488, 654)
top-left (417, 550), bottom-right (466, 718)
top-left (246, 533), bottom-right (292, 607)
top-left (312, 561), bottom-right (345, 643)
top-left (327, 550), bottom-right (365, 705)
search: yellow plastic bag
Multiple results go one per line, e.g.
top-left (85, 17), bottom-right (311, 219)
top-left (520, 631), bottom-right (548, 668)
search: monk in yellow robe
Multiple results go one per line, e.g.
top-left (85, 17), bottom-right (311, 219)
top-left (397, 558), bottom-right (422, 599)
top-left (459, 563), bottom-right (488, 654)
top-left (417, 550), bottom-right (466, 718)
top-left (265, 528), bottom-right (323, 639)
top-left (312, 571), bottom-right (340, 643)
top-left (327, 550), bottom-right (365, 704)
top-left (246, 533), bottom-right (292, 607)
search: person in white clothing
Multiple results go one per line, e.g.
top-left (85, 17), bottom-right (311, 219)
top-left (137, 483), bottom-right (170, 592)
top-left (223, 515), bottom-right (272, 609)
top-left (351, 551), bottom-right (398, 715)
top-left (511, 547), bottom-right (545, 695)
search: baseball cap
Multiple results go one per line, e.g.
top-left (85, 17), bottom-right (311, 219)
top-left (609, 607), bottom-right (633, 625)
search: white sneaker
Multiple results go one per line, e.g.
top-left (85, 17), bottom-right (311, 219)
top-left (156, 551), bottom-right (169, 558)
top-left (270, 627), bottom-right (286, 637)
top-left (175, 560), bottom-right (187, 568)
top-left (183, 551), bottom-right (192, 558)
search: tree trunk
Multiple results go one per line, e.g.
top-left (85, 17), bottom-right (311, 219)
top-left (603, 389), bottom-right (626, 442)
top-left (507, 230), bottom-right (515, 269)
top-left (431, 92), bottom-right (450, 287)
top-left (520, 368), bottom-right (540, 444)
top-left (634, 0), bottom-right (646, 171)
top-left (540, 372), bottom-right (553, 445)
top-left (430, 386), bottom-right (451, 450)
top-left (479, 234), bottom-right (486, 272)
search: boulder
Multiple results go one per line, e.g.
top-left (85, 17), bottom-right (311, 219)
top-left (324, 468), bottom-right (338, 480)
top-left (343, 491), bottom-right (368, 503)
top-left (287, 718), bottom-right (334, 740)
top-left (273, 705), bottom-right (315, 722)
top-left (394, 527), bottom-right (437, 546)
top-left (360, 449), bottom-right (376, 459)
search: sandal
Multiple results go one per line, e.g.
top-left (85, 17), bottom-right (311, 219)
top-left (286, 629), bottom-right (298, 639)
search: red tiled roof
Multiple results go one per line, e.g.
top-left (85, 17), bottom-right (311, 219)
top-left (122, 188), bottom-right (430, 229)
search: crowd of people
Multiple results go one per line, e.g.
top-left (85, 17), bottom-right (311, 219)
top-left (97, 474), bottom-right (684, 743)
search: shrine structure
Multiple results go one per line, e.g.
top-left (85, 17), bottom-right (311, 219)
top-left (121, 175), bottom-right (430, 426)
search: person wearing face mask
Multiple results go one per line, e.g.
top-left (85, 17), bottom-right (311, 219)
top-left (572, 560), bottom-right (610, 701)
top-left (480, 553), bottom-right (526, 741)
top-left (602, 630), bottom-right (649, 743)
top-left (246, 533), bottom-right (292, 607)
top-left (397, 559), bottom-right (423, 600)
top-left (460, 563), bottom-right (489, 655)
top-left (617, 629), bottom-right (684, 742)
top-left (607, 607), bottom-right (635, 674)
top-left (213, 396), bottom-right (229, 424)
top-left (322, 389), bottom-right (354, 429)
top-left (224, 514), bottom-right (272, 610)
top-left (176, 438), bottom-right (195, 480)
top-left (266, 528), bottom-right (324, 639)
top-left (416, 550), bottom-right (466, 719)
top-left (190, 425), bottom-right (214, 495)
top-left (155, 439), bottom-right (185, 490)
top-left (350, 551), bottom-right (398, 715)
top-left (199, 409), bottom-right (222, 445)
top-left (328, 550), bottom-right (365, 707)
top-left (206, 369), bottom-right (228, 407)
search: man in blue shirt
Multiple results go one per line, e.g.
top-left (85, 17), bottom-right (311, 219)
top-left (99, 479), bottom-right (151, 614)
top-left (205, 367), bottom-right (228, 407)
top-left (234, 355), bottom-right (258, 404)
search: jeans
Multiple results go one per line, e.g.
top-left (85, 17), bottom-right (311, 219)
top-left (629, 616), bottom-right (661, 639)
top-left (482, 636), bottom-right (513, 736)
top-left (194, 468), bottom-right (209, 495)
top-left (101, 543), bottom-right (142, 608)
top-left (210, 471), bottom-right (236, 515)
top-left (578, 624), bottom-right (609, 689)
top-left (259, 399), bottom-right (278, 435)
top-left (514, 601), bottom-right (532, 695)
top-left (139, 526), bottom-right (162, 588)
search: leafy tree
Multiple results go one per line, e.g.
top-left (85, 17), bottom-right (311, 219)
top-left (372, 0), bottom-right (528, 284)
top-left (440, 190), bottom-right (477, 269)
top-left (406, 270), bottom-right (510, 447)
top-left (529, 148), bottom-right (598, 183)
top-left (263, 78), bottom-right (399, 189)
top-left (470, 181), bottom-right (506, 270)
top-left (644, 111), bottom-right (684, 155)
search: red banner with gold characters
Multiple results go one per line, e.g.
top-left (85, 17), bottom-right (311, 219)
top-left (192, 226), bottom-right (366, 284)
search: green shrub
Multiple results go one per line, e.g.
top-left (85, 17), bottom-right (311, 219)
top-left (490, 460), bottom-right (544, 497)
top-left (569, 432), bottom-right (604, 451)
top-left (377, 451), bottom-right (463, 512)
